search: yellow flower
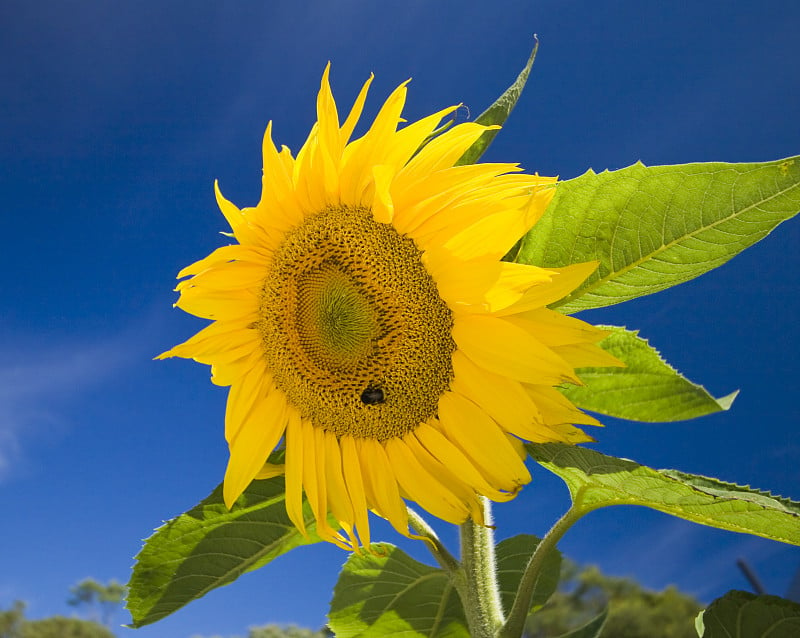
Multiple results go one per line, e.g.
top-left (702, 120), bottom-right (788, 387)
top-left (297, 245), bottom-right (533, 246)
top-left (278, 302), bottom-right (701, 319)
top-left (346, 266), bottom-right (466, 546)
top-left (160, 66), bottom-right (621, 550)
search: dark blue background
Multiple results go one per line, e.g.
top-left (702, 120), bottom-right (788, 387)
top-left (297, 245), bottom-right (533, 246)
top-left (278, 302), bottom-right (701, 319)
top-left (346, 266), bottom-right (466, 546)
top-left (1, 2), bottom-right (797, 636)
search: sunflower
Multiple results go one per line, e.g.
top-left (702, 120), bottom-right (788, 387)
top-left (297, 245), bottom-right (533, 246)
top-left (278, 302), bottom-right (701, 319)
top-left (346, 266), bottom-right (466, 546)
top-left (160, 65), bottom-right (621, 551)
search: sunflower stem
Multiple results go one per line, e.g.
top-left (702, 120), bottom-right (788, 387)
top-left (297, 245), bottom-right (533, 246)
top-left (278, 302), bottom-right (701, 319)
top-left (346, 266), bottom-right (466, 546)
top-left (407, 507), bottom-right (460, 575)
top-left (498, 498), bottom-right (586, 638)
top-left (458, 497), bottom-right (505, 638)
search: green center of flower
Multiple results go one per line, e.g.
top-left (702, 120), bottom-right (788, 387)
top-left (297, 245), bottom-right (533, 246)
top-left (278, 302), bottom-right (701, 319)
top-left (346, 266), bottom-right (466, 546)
top-left (297, 269), bottom-right (379, 367)
top-left (258, 205), bottom-right (455, 441)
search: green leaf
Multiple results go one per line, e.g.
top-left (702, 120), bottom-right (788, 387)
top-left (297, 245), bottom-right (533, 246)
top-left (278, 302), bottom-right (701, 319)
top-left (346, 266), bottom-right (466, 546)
top-left (697, 590), bottom-right (800, 638)
top-left (496, 535), bottom-right (561, 614)
top-left (527, 443), bottom-right (800, 545)
top-left (562, 325), bottom-right (737, 422)
top-left (127, 476), bottom-right (321, 628)
top-left (516, 157), bottom-right (800, 313)
top-left (328, 543), bottom-right (468, 638)
top-left (456, 38), bottom-right (539, 166)
top-left (557, 609), bottom-right (608, 638)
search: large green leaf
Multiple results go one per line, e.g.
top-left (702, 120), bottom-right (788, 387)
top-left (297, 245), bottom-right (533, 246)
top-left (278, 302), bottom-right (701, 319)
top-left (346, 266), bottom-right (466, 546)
top-left (528, 443), bottom-right (800, 545)
top-left (696, 590), bottom-right (800, 638)
top-left (516, 157), bottom-right (800, 313)
top-left (328, 543), bottom-right (468, 638)
top-left (127, 476), bottom-right (321, 628)
top-left (562, 325), bottom-right (737, 422)
top-left (456, 39), bottom-right (539, 166)
top-left (496, 535), bottom-right (561, 614)
top-left (557, 609), bottom-right (608, 638)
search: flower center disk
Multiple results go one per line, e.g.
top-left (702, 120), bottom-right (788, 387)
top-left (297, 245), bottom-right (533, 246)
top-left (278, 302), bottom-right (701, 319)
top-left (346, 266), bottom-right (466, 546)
top-left (258, 205), bottom-right (455, 440)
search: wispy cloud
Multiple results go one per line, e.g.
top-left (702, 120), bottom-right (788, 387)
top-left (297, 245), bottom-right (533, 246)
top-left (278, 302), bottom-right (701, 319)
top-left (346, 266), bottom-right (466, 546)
top-left (583, 514), bottom-right (797, 602)
top-left (0, 322), bottom-right (155, 482)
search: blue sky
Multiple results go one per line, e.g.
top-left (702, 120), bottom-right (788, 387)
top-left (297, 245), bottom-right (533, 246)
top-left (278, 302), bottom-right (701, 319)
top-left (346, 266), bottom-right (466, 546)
top-left (1, 1), bottom-right (798, 636)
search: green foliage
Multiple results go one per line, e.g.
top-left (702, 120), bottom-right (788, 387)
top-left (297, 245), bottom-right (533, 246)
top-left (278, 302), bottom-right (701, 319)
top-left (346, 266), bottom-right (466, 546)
top-left (127, 475), bottom-right (322, 628)
top-left (192, 625), bottom-right (331, 638)
top-left (0, 601), bottom-right (25, 638)
top-left (328, 542), bottom-right (469, 638)
top-left (0, 601), bottom-right (114, 638)
top-left (129, 37), bottom-right (800, 634)
top-left (19, 617), bottom-right (114, 638)
top-left (696, 590), bottom-right (800, 638)
top-left (555, 610), bottom-right (607, 638)
top-left (562, 326), bottom-right (737, 422)
top-left (496, 535), bottom-right (562, 615)
top-left (515, 157), bottom-right (800, 313)
top-left (328, 536), bottom-right (562, 638)
top-left (456, 39), bottom-right (539, 166)
top-left (245, 625), bottom-right (330, 638)
top-left (525, 564), bottom-right (701, 638)
top-left (528, 443), bottom-right (800, 545)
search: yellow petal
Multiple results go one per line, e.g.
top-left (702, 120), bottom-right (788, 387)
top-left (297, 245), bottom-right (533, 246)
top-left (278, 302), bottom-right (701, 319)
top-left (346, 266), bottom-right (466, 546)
top-left (174, 286), bottom-right (258, 322)
top-left (284, 409), bottom-right (307, 537)
top-left (260, 122), bottom-right (304, 226)
top-left (452, 314), bottom-right (580, 385)
top-left (254, 462), bottom-right (285, 480)
top-left (341, 435), bottom-right (371, 548)
top-left (225, 364), bottom-right (273, 446)
top-left (437, 392), bottom-right (531, 492)
top-left (403, 122), bottom-right (495, 179)
top-left (323, 430), bottom-right (356, 534)
top-left (552, 343), bottom-right (625, 369)
top-left (507, 308), bottom-right (608, 346)
top-left (358, 439), bottom-right (409, 536)
top-left (483, 262), bottom-right (556, 313)
top-left (176, 244), bottom-right (268, 280)
top-left (223, 385), bottom-right (288, 508)
top-left (422, 247), bottom-right (502, 308)
top-left (385, 438), bottom-right (470, 524)
top-left (402, 431), bottom-right (484, 522)
top-left (450, 350), bottom-right (542, 437)
top-left (302, 421), bottom-right (350, 549)
top-left (341, 73), bottom-right (374, 143)
top-left (494, 261), bottom-right (599, 316)
top-left (370, 164), bottom-right (395, 223)
top-left (443, 186), bottom-right (555, 260)
top-left (413, 422), bottom-right (514, 503)
top-left (156, 317), bottom-right (256, 362)
top-left (526, 384), bottom-right (602, 427)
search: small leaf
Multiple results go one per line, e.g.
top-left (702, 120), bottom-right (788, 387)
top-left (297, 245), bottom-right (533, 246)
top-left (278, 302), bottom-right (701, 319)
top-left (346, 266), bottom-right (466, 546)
top-left (328, 543), bottom-right (468, 638)
top-left (456, 38), bottom-right (539, 166)
top-left (557, 609), bottom-right (608, 638)
top-left (516, 157), bottom-right (800, 313)
top-left (127, 476), bottom-right (320, 628)
top-left (528, 443), bottom-right (800, 545)
top-left (697, 590), bottom-right (800, 638)
top-left (562, 325), bottom-right (737, 421)
top-left (496, 535), bottom-right (561, 614)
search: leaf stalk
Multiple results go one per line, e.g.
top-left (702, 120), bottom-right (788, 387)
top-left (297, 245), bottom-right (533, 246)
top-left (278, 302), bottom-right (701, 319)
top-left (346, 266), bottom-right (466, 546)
top-left (499, 497), bottom-right (586, 638)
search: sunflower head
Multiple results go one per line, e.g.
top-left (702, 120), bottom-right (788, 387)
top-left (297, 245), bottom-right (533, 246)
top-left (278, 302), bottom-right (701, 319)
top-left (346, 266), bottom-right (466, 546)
top-left (160, 65), bottom-right (621, 550)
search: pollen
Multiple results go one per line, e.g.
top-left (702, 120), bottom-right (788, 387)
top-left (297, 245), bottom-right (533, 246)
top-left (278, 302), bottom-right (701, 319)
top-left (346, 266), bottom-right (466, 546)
top-left (257, 205), bottom-right (455, 440)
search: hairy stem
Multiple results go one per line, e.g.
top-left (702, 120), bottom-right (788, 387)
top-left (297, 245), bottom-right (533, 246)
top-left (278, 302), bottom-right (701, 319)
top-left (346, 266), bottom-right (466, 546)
top-left (459, 497), bottom-right (505, 638)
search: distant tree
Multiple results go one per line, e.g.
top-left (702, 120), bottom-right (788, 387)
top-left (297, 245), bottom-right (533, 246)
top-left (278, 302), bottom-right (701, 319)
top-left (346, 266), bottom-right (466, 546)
top-left (246, 625), bottom-right (330, 638)
top-left (524, 562), bottom-right (703, 638)
top-left (0, 601), bottom-right (25, 638)
top-left (20, 616), bottom-right (114, 638)
top-left (67, 578), bottom-right (125, 626)
top-left (191, 624), bottom-right (331, 638)
top-left (0, 601), bottom-right (113, 638)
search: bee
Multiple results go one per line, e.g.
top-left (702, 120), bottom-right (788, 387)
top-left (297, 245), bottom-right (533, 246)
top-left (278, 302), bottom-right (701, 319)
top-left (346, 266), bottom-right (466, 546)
top-left (360, 385), bottom-right (385, 405)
